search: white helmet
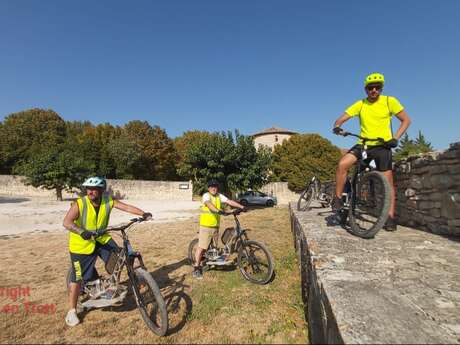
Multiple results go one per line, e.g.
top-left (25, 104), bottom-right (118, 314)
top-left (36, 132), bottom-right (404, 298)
top-left (82, 176), bottom-right (106, 189)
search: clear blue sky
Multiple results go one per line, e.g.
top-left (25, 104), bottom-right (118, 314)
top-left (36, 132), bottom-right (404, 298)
top-left (1, 0), bottom-right (459, 149)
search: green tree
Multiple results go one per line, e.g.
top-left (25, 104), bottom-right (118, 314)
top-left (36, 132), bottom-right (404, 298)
top-left (124, 121), bottom-right (178, 180)
top-left (174, 130), bottom-right (213, 179)
top-left (414, 130), bottom-right (433, 153)
top-left (178, 130), bottom-right (272, 195)
top-left (394, 131), bottom-right (433, 161)
top-left (0, 108), bottom-right (66, 174)
top-left (13, 143), bottom-right (94, 201)
top-left (271, 134), bottom-right (341, 192)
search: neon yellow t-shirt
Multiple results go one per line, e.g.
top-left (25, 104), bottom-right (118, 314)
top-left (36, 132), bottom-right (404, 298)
top-left (345, 95), bottom-right (404, 146)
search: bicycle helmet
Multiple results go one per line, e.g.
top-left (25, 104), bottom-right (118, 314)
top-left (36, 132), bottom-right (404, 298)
top-left (82, 176), bottom-right (106, 189)
top-left (364, 72), bottom-right (385, 86)
top-left (207, 179), bottom-right (220, 188)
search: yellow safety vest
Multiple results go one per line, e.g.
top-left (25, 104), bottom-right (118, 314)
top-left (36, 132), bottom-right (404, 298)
top-left (200, 194), bottom-right (221, 228)
top-left (69, 195), bottom-right (114, 254)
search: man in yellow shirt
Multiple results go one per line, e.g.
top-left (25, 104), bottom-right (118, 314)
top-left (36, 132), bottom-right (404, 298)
top-left (332, 72), bottom-right (411, 231)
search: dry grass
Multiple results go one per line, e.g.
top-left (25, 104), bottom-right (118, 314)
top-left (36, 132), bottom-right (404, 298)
top-left (0, 206), bottom-right (307, 344)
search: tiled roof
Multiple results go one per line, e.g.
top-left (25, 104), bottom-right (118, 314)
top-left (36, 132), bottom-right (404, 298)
top-left (252, 126), bottom-right (298, 137)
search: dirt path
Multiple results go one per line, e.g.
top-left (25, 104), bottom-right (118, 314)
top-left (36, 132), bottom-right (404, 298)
top-left (0, 195), bottom-right (200, 236)
top-left (0, 207), bottom-right (307, 344)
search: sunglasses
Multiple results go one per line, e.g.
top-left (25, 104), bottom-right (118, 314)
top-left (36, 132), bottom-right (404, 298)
top-left (366, 84), bottom-right (382, 91)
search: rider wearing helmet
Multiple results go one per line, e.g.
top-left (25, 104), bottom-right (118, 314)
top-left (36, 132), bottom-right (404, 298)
top-left (62, 176), bottom-right (152, 327)
top-left (332, 72), bottom-right (412, 231)
top-left (192, 179), bottom-right (245, 279)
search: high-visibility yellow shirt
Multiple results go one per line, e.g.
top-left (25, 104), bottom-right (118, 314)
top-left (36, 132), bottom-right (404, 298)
top-left (345, 95), bottom-right (404, 146)
top-left (200, 193), bottom-right (222, 228)
top-left (69, 195), bottom-right (114, 254)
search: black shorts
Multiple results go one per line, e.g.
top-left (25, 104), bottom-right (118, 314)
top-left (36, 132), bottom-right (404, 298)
top-left (69, 239), bottom-right (120, 283)
top-left (348, 144), bottom-right (393, 172)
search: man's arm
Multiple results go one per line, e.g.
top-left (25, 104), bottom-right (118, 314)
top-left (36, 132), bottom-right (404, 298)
top-left (393, 110), bottom-right (412, 140)
top-left (63, 202), bottom-right (85, 235)
top-left (225, 199), bottom-right (245, 210)
top-left (333, 112), bottom-right (352, 129)
top-left (113, 200), bottom-right (148, 216)
top-left (204, 201), bottom-right (222, 213)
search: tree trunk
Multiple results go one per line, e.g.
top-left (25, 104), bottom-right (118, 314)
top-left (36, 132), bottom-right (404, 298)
top-left (56, 188), bottom-right (63, 201)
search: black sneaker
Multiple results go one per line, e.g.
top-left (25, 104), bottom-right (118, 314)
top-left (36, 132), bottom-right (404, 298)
top-left (331, 196), bottom-right (344, 212)
top-left (384, 217), bottom-right (397, 231)
top-left (192, 266), bottom-right (203, 279)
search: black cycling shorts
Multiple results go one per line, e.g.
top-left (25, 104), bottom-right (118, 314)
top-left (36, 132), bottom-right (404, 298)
top-left (69, 239), bottom-right (120, 283)
top-left (348, 144), bottom-right (393, 172)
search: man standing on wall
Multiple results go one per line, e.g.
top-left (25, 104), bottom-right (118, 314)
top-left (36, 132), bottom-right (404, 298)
top-left (332, 72), bottom-right (412, 231)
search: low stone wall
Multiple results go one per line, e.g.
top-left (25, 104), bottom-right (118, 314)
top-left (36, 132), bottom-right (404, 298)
top-left (290, 204), bottom-right (459, 344)
top-left (394, 142), bottom-right (460, 236)
top-left (260, 182), bottom-right (300, 205)
top-left (0, 175), bottom-right (193, 200)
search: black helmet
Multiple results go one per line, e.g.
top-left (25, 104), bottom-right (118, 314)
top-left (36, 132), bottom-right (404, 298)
top-left (207, 179), bottom-right (220, 188)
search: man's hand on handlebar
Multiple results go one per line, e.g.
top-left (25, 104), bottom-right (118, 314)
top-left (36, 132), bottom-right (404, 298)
top-left (142, 212), bottom-right (153, 220)
top-left (80, 231), bottom-right (97, 240)
top-left (333, 127), bottom-right (344, 135)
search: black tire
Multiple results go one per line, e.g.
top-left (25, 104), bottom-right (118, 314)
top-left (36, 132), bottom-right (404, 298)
top-left (297, 183), bottom-right (315, 211)
top-left (187, 238), bottom-right (199, 266)
top-left (348, 171), bottom-right (391, 239)
top-left (237, 240), bottom-right (274, 285)
top-left (240, 199), bottom-right (248, 207)
top-left (132, 268), bottom-right (168, 336)
top-left (266, 199), bottom-right (274, 207)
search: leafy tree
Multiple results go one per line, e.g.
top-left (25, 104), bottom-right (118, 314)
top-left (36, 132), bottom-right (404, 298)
top-left (174, 130), bottom-right (213, 179)
top-left (124, 121), bottom-right (178, 180)
top-left (0, 108), bottom-right (66, 174)
top-left (394, 131), bottom-right (433, 161)
top-left (178, 130), bottom-right (272, 195)
top-left (13, 143), bottom-right (94, 201)
top-left (271, 134), bottom-right (341, 192)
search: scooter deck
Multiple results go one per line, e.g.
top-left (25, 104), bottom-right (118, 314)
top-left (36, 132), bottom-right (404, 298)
top-left (81, 289), bottom-right (127, 309)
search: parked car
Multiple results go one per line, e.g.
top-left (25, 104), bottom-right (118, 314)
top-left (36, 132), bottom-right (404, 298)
top-left (236, 191), bottom-right (277, 207)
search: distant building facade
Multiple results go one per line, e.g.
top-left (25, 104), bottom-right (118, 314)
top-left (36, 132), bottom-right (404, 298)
top-left (252, 126), bottom-right (298, 151)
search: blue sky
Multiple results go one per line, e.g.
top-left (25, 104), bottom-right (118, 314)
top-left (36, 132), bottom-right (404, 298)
top-left (0, 0), bottom-right (459, 149)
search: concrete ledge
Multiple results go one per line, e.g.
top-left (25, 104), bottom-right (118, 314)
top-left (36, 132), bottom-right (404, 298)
top-left (290, 203), bottom-right (460, 344)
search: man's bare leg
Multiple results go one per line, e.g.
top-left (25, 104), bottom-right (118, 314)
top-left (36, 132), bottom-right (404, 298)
top-left (334, 153), bottom-right (357, 209)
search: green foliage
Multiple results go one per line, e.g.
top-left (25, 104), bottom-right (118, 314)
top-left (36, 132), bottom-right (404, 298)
top-left (271, 133), bottom-right (341, 192)
top-left (178, 130), bottom-right (272, 195)
top-left (0, 108), bottom-right (66, 174)
top-left (174, 130), bottom-right (213, 179)
top-left (394, 131), bottom-right (434, 161)
top-left (124, 121), bottom-right (179, 180)
top-left (13, 143), bottom-right (94, 200)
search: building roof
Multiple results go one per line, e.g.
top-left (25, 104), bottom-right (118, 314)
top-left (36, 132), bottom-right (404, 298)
top-left (252, 126), bottom-right (298, 137)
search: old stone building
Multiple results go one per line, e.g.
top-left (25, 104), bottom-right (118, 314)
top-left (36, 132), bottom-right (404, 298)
top-left (252, 126), bottom-right (297, 151)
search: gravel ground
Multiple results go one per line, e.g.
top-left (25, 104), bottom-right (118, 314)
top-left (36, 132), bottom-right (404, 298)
top-left (0, 195), bottom-right (200, 236)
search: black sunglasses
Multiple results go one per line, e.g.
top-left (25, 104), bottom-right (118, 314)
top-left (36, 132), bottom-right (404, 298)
top-left (366, 84), bottom-right (382, 91)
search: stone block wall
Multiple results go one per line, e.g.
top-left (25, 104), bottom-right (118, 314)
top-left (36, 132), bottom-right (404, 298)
top-left (394, 142), bottom-right (460, 236)
top-left (0, 175), bottom-right (193, 201)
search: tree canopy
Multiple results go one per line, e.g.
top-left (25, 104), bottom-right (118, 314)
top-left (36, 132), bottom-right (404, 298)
top-left (177, 130), bottom-right (272, 195)
top-left (271, 133), bottom-right (341, 192)
top-left (394, 131), bottom-right (434, 161)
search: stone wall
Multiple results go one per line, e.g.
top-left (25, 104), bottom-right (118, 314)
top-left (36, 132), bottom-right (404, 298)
top-left (394, 142), bottom-right (460, 236)
top-left (0, 175), bottom-right (193, 200)
top-left (260, 182), bottom-right (300, 205)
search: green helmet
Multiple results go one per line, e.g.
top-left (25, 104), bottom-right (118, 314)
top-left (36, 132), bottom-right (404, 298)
top-left (82, 176), bottom-right (106, 189)
top-left (364, 72), bottom-right (385, 86)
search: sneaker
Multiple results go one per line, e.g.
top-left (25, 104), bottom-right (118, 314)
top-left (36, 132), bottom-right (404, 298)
top-left (384, 217), bottom-right (397, 231)
top-left (331, 196), bottom-right (344, 212)
top-left (65, 308), bottom-right (80, 327)
top-left (192, 267), bottom-right (203, 280)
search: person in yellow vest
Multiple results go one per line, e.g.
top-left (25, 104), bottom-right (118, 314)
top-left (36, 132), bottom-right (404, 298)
top-left (192, 179), bottom-right (245, 279)
top-left (62, 176), bottom-right (152, 327)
